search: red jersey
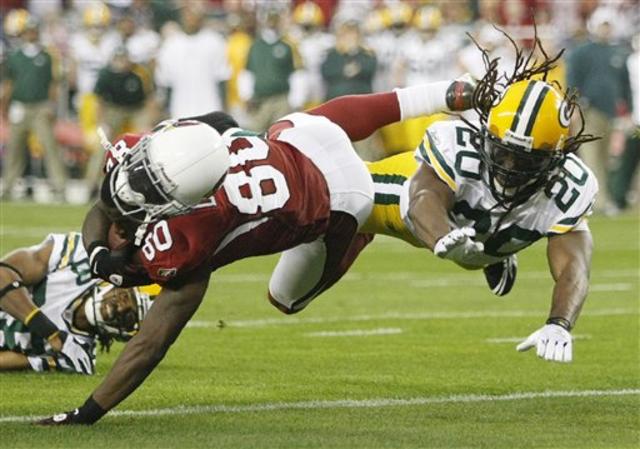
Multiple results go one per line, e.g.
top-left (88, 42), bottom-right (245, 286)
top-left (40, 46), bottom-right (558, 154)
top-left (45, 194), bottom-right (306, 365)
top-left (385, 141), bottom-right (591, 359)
top-left (108, 126), bottom-right (331, 285)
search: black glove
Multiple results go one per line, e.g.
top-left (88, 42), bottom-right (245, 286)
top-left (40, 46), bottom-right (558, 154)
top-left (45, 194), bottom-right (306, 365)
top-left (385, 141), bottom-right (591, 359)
top-left (35, 397), bottom-right (106, 426)
top-left (87, 241), bottom-right (149, 287)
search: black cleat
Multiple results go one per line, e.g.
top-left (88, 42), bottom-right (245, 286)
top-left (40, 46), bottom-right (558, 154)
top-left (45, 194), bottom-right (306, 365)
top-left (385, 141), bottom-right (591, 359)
top-left (484, 255), bottom-right (517, 297)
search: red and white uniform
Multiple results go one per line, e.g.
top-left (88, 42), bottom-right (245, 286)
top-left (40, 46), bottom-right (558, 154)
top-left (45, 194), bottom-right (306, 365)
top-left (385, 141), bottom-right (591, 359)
top-left (104, 106), bottom-right (394, 311)
top-left (104, 91), bottom-right (422, 312)
top-left (137, 119), bottom-right (335, 282)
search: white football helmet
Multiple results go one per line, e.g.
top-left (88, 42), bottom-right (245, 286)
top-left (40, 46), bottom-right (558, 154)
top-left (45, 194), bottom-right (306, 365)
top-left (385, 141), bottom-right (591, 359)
top-left (109, 120), bottom-right (229, 222)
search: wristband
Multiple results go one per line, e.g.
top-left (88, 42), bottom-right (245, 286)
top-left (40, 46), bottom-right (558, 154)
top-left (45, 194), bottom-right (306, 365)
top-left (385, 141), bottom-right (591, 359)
top-left (0, 261), bottom-right (24, 279)
top-left (25, 309), bottom-right (59, 340)
top-left (546, 316), bottom-right (572, 331)
top-left (75, 396), bottom-right (108, 425)
top-left (0, 279), bottom-right (25, 300)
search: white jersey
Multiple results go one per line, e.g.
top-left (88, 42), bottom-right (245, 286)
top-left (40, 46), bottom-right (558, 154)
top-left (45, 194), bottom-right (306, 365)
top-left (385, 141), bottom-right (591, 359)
top-left (404, 120), bottom-right (598, 266)
top-left (396, 31), bottom-right (457, 86)
top-left (155, 28), bottom-right (231, 118)
top-left (366, 30), bottom-right (401, 92)
top-left (70, 31), bottom-right (120, 94)
top-left (0, 233), bottom-right (97, 372)
top-left (296, 31), bottom-right (334, 104)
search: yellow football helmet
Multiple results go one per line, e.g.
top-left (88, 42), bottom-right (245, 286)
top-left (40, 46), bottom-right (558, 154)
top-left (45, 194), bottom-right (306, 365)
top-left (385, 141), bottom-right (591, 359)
top-left (387, 2), bottom-right (413, 29)
top-left (481, 79), bottom-right (570, 203)
top-left (4, 9), bottom-right (33, 37)
top-left (293, 1), bottom-right (324, 28)
top-left (413, 6), bottom-right (443, 31)
top-left (364, 9), bottom-right (391, 35)
top-left (83, 2), bottom-right (111, 28)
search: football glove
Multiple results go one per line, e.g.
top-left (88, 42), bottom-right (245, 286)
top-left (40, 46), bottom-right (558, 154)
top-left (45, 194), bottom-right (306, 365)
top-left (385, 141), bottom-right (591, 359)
top-left (483, 255), bottom-right (517, 296)
top-left (36, 397), bottom-right (107, 426)
top-left (516, 323), bottom-right (573, 363)
top-left (445, 73), bottom-right (477, 111)
top-left (36, 409), bottom-right (86, 426)
top-left (58, 331), bottom-right (94, 375)
top-left (434, 227), bottom-right (485, 267)
top-left (88, 241), bottom-right (147, 287)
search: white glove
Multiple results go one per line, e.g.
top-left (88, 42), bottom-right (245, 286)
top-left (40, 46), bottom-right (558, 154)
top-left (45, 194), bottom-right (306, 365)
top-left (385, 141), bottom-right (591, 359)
top-left (434, 227), bottom-right (485, 266)
top-left (516, 324), bottom-right (573, 363)
top-left (59, 333), bottom-right (95, 375)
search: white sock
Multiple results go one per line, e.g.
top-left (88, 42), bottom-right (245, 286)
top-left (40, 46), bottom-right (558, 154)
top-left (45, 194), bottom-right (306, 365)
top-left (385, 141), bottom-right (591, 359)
top-left (393, 80), bottom-right (451, 121)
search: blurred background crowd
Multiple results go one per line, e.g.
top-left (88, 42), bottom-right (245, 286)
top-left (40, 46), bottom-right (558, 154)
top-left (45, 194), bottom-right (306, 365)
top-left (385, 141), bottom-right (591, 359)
top-left (0, 0), bottom-right (638, 215)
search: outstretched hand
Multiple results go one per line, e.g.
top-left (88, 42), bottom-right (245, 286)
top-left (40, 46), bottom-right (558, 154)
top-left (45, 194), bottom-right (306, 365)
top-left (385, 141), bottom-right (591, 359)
top-left (517, 324), bottom-right (573, 363)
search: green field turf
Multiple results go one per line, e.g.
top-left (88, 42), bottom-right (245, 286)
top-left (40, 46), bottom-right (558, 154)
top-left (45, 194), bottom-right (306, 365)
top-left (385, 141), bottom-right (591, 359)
top-left (0, 202), bottom-right (638, 448)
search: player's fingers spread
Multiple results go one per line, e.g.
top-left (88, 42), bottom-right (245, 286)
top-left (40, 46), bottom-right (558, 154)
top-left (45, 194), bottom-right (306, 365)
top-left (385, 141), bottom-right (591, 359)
top-left (564, 345), bottom-right (573, 363)
top-left (536, 339), bottom-right (547, 358)
top-left (544, 340), bottom-right (557, 361)
top-left (553, 343), bottom-right (565, 362)
top-left (516, 338), bottom-right (533, 351)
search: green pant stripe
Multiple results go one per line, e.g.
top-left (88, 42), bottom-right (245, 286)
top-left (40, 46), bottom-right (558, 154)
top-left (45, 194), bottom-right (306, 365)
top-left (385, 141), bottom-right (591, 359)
top-left (374, 193), bottom-right (400, 205)
top-left (371, 173), bottom-right (407, 185)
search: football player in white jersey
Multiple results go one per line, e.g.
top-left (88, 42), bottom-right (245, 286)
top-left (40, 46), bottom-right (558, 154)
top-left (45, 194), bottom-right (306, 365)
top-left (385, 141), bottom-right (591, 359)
top-left (363, 36), bottom-right (599, 364)
top-left (395, 6), bottom-right (457, 88)
top-left (0, 232), bottom-right (152, 374)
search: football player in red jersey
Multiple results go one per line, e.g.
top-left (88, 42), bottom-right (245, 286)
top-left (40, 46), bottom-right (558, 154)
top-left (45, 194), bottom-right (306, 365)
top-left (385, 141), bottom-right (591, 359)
top-left (37, 78), bottom-right (476, 425)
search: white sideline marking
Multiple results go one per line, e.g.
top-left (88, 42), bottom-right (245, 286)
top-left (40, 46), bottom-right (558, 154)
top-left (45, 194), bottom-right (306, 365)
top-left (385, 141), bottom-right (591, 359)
top-left (206, 269), bottom-right (639, 285)
top-left (486, 335), bottom-right (592, 344)
top-left (305, 328), bottom-right (403, 337)
top-left (186, 307), bottom-right (638, 330)
top-left (2, 389), bottom-right (638, 423)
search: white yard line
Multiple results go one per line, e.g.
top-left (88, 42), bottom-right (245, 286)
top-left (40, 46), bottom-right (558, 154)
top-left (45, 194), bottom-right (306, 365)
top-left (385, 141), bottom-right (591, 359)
top-left (208, 269), bottom-right (639, 284)
top-left (305, 328), bottom-right (403, 337)
top-left (486, 335), bottom-right (592, 344)
top-left (2, 388), bottom-right (638, 423)
top-left (186, 307), bottom-right (638, 330)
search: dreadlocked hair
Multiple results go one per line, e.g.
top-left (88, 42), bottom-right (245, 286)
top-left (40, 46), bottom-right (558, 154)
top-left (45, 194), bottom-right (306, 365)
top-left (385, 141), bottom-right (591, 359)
top-left (97, 333), bottom-right (114, 353)
top-left (459, 23), bottom-right (600, 153)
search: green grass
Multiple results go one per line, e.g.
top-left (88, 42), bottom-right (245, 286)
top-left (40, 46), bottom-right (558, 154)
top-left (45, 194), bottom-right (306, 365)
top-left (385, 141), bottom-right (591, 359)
top-left (0, 202), bottom-right (638, 448)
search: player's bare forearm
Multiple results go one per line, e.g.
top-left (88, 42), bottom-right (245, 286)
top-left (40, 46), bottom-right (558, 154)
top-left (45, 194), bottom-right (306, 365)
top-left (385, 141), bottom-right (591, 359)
top-left (407, 163), bottom-right (454, 251)
top-left (91, 271), bottom-right (209, 411)
top-left (0, 239), bottom-right (52, 322)
top-left (82, 200), bottom-right (115, 249)
top-left (0, 351), bottom-right (32, 370)
top-left (547, 229), bottom-right (593, 327)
